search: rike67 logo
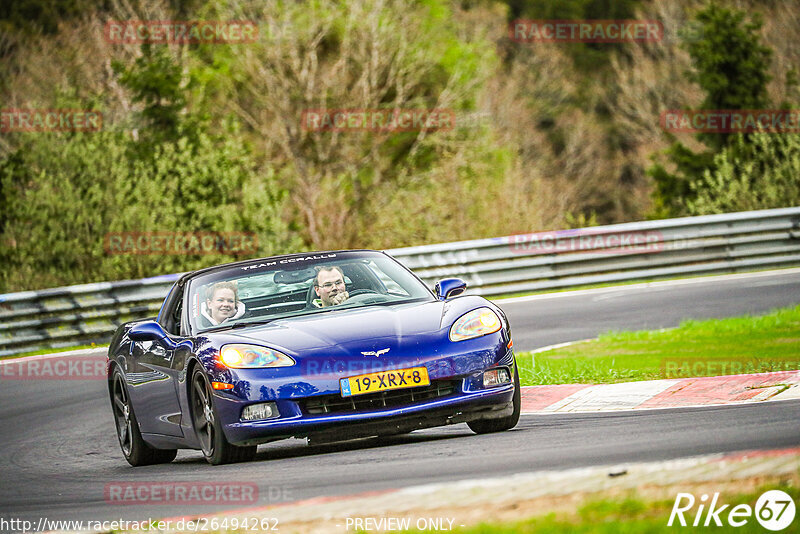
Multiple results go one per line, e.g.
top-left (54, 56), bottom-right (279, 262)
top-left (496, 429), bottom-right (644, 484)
top-left (669, 490), bottom-right (796, 531)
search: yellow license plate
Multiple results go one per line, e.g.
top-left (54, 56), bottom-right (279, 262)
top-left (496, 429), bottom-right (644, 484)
top-left (340, 367), bottom-right (430, 397)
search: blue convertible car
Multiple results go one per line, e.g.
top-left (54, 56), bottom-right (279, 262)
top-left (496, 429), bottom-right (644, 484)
top-left (108, 250), bottom-right (519, 465)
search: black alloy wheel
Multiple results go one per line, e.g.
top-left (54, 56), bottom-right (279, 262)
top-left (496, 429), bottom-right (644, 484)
top-left (111, 368), bottom-right (177, 466)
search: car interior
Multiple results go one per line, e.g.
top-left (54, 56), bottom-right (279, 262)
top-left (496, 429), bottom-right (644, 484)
top-left (237, 262), bottom-right (390, 319)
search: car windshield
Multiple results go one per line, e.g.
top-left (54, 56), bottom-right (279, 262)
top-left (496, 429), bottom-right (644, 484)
top-left (187, 251), bottom-right (434, 334)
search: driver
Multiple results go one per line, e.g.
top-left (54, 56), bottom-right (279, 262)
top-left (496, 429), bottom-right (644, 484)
top-left (313, 266), bottom-right (349, 307)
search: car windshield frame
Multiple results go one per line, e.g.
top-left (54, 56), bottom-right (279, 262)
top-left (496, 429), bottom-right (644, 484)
top-left (185, 251), bottom-right (435, 335)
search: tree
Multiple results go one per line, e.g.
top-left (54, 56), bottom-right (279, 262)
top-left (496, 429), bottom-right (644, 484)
top-left (648, 3), bottom-right (774, 217)
top-left (686, 4), bottom-right (772, 151)
top-left (113, 44), bottom-right (189, 143)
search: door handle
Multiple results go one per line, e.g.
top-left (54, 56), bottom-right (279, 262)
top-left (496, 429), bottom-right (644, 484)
top-left (151, 345), bottom-right (168, 358)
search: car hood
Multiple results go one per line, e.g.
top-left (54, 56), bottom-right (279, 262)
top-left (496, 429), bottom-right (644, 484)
top-left (224, 300), bottom-right (449, 353)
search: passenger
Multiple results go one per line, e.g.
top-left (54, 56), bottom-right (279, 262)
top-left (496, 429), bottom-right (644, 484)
top-left (314, 266), bottom-right (349, 307)
top-left (201, 281), bottom-right (241, 326)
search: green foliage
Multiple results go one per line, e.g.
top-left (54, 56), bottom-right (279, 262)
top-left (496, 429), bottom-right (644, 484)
top-left (686, 7), bottom-right (772, 109)
top-left (113, 45), bottom-right (188, 142)
top-left (687, 132), bottom-right (800, 215)
top-left (649, 3), bottom-right (776, 217)
top-left (0, 21), bottom-right (306, 292)
top-left (685, 4), bottom-right (772, 152)
top-left (4, 0), bottom-right (798, 293)
top-left (648, 144), bottom-right (716, 219)
top-left (1, 0), bottom-right (509, 289)
top-left (564, 211), bottom-right (599, 229)
top-left (0, 128), bottom-right (296, 292)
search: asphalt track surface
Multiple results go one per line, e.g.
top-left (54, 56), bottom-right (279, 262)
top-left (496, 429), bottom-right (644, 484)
top-left (1, 270), bottom-right (799, 526)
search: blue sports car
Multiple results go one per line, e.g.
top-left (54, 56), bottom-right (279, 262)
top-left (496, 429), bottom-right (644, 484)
top-left (108, 250), bottom-right (520, 465)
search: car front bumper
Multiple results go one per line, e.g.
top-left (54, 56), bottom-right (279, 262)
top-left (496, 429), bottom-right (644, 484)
top-left (219, 379), bottom-right (515, 445)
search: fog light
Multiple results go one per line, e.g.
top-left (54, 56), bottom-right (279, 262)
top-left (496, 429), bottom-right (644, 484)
top-left (241, 402), bottom-right (279, 422)
top-left (483, 368), bottom-right (511, 387)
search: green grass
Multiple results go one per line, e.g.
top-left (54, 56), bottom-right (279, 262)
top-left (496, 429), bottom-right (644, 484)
top-left (424, 482), bottom-right (800, 534)
top-left (517, 305), bottom-right (800, 386)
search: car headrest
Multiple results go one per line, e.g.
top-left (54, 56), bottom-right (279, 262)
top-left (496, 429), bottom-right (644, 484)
top-left (274, 267), bottom-right (317, 284)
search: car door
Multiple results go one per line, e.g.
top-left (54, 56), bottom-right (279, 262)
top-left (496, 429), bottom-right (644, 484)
top-left (130, 284), bottom-right (186, 437)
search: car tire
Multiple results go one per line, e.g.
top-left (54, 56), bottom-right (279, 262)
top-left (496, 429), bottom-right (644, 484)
top-left (467, 364), bottom-right (521, 434)
top-left (111, 368), bottom-right (178, 466)
top-left (190, 367), bottom-right (257, 465)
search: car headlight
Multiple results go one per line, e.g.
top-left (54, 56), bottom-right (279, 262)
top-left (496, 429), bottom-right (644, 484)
top-left (219, 344), bottom-right (296, 368)
top-left (449, 307), bottom-right (502, 341)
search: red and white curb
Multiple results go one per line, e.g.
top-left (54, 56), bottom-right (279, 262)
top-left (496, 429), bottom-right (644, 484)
top-left (521, 370), bottom-right (800, 414)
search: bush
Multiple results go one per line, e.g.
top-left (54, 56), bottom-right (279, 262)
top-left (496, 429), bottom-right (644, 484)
top-left (687, 132), bottom-right (800, 215)
top-left (0, 128), bottom-right (297, 292)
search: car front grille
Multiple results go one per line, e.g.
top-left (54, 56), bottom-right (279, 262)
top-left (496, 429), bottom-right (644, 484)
top-left (303, 380), bottom-right (462, 415)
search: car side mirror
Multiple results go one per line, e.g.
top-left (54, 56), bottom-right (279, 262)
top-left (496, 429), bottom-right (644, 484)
top-left (129, 321), bottom-right (169, 342)
top-left (435, 278), bottom-right (467, 300)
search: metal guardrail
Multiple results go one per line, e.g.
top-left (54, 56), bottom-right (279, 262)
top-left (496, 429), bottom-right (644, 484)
top-left (1, 207), bottom-right (799, 356)
top-left (0, 274), bottom-right (181, 357)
